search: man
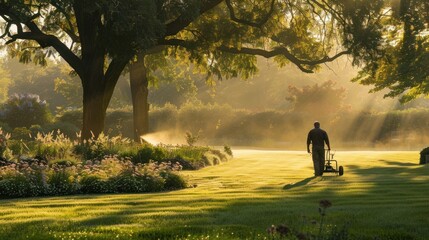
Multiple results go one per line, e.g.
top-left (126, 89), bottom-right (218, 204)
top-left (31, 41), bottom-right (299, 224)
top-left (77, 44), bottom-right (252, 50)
top-left (307, 121), bottom-right (330, 176)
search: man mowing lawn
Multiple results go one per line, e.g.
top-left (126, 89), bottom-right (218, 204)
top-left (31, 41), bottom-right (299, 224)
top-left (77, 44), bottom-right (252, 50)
top-left (307, 121), bottom-right (331, 176)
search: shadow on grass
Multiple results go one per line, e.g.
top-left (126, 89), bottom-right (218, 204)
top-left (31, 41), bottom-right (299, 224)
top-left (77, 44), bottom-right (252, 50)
top-left (379, 159), bottom-right (418, 167)
top-left (283, 176), bottom-right (316, 190)
top-left (0, 161), bottom-right (428, 239)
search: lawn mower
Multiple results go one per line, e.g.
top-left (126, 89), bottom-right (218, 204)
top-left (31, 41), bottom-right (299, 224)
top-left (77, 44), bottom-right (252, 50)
top-left (324, 150), bottom-right (344, 176)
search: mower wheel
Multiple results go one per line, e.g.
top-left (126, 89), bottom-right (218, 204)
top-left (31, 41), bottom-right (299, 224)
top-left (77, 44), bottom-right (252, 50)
top-left (338, 166), bottom-right (344, 176)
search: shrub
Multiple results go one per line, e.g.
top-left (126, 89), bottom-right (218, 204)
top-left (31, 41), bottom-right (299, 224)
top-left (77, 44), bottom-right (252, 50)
top-left (80, 175), bottom-right (110, 194)
top-left (58, 109), bottom-right (82, 129)
top-left (73, 133), bottom-right (131, 160)
top-left (109, 171), bottom-right (146, 193)
top-left (0, 128), bottom-right (10, 158)
top-left (34, 131), bottom-right (75, 162)
top-left (149, 103), bottom-right (178, 131)
top-left (0, 163), bottom-right (46, 197)
top-left (163, 172), bottom-right (187, 190)
top-left (419, 147), bottom-right (429, 164)
top-left (0, 146), bottom-right (191, 198)
top-left (0, 93), bottom-right (52, 129)
top-left (47, 165), bottom-right (78, 195)
top-left (44, 122), bottom-right (80, 139)
top-left (131, 145), bottom-right (168, 164)
top-left (0, 176), bottom-right (33, 198)
top-left (224, 145), bottom-right (233, 157)
top-left (11, 127), bottom-right (32, 141)
top-left (105, 110), bottom-right (133, 138)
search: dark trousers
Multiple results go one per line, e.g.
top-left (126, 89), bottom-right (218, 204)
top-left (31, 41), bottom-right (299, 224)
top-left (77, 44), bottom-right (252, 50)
top-left (312, 148), bottom-right (325, 176)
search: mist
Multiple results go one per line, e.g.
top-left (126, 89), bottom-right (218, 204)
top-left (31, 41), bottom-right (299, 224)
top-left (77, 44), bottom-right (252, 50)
top-left (1, 57), bottom-right (429, 150)
top-left (147, 56), bottom-right (429, 150)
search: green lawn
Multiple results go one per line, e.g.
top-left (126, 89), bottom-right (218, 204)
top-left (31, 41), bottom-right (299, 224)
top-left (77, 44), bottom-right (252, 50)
top-left (0, 150), bottom-right (428, 239)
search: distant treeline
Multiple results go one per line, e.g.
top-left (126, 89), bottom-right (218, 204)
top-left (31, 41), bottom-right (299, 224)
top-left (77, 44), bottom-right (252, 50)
top-left (55, 103), bottom-right (428, 150)
top-left (1, 99), bottom-right (428, 150)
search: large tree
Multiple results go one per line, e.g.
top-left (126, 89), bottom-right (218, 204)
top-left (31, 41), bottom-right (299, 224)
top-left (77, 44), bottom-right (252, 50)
top-left (129, 0), bottom-right (386, 141)
top-left (0, 0), bottom-right (384, 141)
top-left (352, 0), bottom-right (429, 103)
top-left (0, 0), bottom-right (164, 140)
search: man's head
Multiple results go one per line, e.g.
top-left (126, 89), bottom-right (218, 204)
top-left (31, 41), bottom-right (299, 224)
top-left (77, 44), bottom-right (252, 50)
top-left (314, 121), bottom-right (320, 128)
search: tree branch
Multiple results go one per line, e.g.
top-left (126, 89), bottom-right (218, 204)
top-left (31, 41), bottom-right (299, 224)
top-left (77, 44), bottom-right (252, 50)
top-left (165, 0), bottom-right (223, 36)
top-left (159, 38), bottom-right (350, 73)
top-left (17, 21), bottom-right (83, 77)
top-left (225, 0), bottom-right (275, 28)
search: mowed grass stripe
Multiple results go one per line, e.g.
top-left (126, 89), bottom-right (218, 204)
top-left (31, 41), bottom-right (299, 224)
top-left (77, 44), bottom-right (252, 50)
top-left (0, 150), bottom-right (428, 239)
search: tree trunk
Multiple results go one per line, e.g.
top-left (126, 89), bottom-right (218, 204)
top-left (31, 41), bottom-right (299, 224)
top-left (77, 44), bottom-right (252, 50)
top-left (130, 55), bottom-right (150, 142)
top-left (81, 87), bottom-right (108, 141)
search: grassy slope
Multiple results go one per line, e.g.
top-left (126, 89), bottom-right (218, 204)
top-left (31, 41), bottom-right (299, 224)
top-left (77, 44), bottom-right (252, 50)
top-left (0, 150), bottom-right (428, 239)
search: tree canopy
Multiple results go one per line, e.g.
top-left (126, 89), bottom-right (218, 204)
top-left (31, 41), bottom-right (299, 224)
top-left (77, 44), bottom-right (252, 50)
top-left (352, 0), bottom-right (429, 103)
top-left (0, 0), bottom-right (392, 139)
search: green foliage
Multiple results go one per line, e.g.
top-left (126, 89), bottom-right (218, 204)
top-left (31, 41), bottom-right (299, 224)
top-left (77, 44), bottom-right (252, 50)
top-left (47, 166), bottom-right (77, 196)
top-left (163, 172), bottom-right (187, 190)
top-left (73, 133), bottom-right (131, 160)
top-left (0, 94), bottom-right (52, 129)
top-left (351, 0), bottom-right (429, 102)
top-left (57, 109), bottom-right (82, 129)
top-left (104, 109), bottom-right (133, 137)
top-left (131, 145), bottom-right (168, 164)
top-left (79, 175), bottom-right (110, 194)
top-left (286, 81), bottom-right (347, 117)
top-left (34, 131), bottom-right (75, 162)
top-left (419, 147), bottom-right (429, 165)
top-left (224, 145), bottom-right (233, 157)
top-left (149, 103), bottom-right (178, 130)
top-left (43, 122), bottom-right (80, 139)
top-left (0, 175), bottom-right (35, 198)
top-left (185, 131), bottom-right (200, 146)
top-left (0, 156), bottom-right (186, 198)
top-left (11, 127), bottom-right (32, 141)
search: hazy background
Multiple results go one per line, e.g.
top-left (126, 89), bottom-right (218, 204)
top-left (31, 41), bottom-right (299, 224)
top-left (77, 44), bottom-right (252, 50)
top-left (1, 56), bottom-right (429, 150)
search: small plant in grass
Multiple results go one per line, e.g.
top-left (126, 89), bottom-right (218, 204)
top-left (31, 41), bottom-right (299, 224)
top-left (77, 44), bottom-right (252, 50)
top-left (224, 145), bottom-right (233, 157)
top-left (268, 200), bottom-right (349, 240)
top-left (0, 128), bottom-right (11, 158)
top-left (34, 131), bottom-right (75, 162)
top-left (185, 131), bottom-right (200, 146)
top-left (318, 199), bottom-right (332, 238)
top-left (73, 132), bottom-right (131, 160)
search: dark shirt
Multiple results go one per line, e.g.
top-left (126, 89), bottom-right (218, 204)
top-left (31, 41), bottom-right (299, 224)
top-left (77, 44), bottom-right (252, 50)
top-left (307, 128), bottom-right (330, 149)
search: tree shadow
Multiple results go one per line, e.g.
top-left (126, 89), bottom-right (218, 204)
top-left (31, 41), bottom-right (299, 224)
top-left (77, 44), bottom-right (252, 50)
top-left (283, 176), bottom-right (317, 190)
top-left (379, 159), bottom-right (418, 167)
top-left (0, 158), bottom-right (428, 239)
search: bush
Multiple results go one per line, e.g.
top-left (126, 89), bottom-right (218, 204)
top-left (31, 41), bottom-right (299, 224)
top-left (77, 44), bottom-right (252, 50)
top-left (47, 166), bottom-right (77, 195)
top-left (109, 170), bottom-right (146, 193)
top-left (0, 94), bottom-right (52, 129)
top-left (0, 143), bottom-right (199, 198)
top-left (419, 147), bottom-right (429, 164)
top-left (58, 109), bottom-right (82, 129)
top-left (11, 127), bottom-right (32, 141)
top-left (0, 175), bottom-right (34, 198)
top-left (105, 110), bottom-right (133, 138)
top-left (73, 133), bottom-right (131, 160)
top-left (34, 131), bottom-right (75, 162)
top-left (44, 122), bottom-right (80, 139)
top-left (80, 175), bottom-right (110, 194)
top-left (163, 172), bottom-right (187, 190)
top-left (0, 163), bottom-right (46, 197)
top-left (131, 145), bottom-right (168, 164)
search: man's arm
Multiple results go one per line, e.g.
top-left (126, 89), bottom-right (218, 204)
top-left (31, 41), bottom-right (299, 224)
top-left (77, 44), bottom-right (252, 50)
top-left (307, 132), bottom-right (311, 153)
top-left (324, 132), bottom-right (331, 150)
